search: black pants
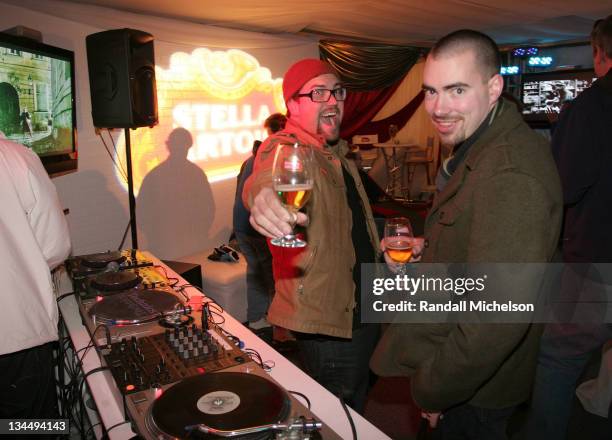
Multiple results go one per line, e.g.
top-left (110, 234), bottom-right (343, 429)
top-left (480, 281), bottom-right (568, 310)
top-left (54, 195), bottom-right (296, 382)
top-left (0, 342), bottom-right (58, 418)
top-left (430, 403), bottom-right (516, 440)
top-left (295, 324), bottom-right (380, 414)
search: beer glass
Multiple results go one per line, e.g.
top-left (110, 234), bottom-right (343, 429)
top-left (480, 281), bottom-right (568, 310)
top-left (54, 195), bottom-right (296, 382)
top-left (384, 217), bottom-right (414, 274)
top-left (271, 142), bottom-right (314, 248)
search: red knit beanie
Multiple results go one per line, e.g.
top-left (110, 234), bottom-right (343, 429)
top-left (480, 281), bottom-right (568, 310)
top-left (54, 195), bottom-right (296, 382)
top-left (282, 59), bottom-right (337, 104)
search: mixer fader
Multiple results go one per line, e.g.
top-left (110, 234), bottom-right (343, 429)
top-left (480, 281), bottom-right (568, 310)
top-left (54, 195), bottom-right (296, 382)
top-left (104, 325), bottom-right (246, 395)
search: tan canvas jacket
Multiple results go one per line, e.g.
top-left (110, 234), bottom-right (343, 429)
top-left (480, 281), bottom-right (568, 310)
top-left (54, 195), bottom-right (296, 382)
top-left (243, 118), bottom-right (380, 338)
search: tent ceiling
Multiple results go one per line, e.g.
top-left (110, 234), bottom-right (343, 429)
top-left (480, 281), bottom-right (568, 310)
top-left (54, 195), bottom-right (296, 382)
top-left (65, 0), bottom-right (610, 46)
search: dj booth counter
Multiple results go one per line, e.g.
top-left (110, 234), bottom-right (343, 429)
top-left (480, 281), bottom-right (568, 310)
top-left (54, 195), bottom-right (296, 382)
top-left (57, 251), bottom-right (389, 439)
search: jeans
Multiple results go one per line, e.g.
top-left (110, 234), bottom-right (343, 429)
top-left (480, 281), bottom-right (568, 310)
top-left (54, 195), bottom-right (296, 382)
top-left (526, 323), bottom-right (612, 440)
top-left (235, 232), bottom-right (275, 323)
top-left (0, 342), bottom-right (58, 418)
top-left (526, 264), bottom-right (612, 440)
top-left (431, 403), bottom-right (516, 440)
top-left (295, 324), bottom-right (380, 414)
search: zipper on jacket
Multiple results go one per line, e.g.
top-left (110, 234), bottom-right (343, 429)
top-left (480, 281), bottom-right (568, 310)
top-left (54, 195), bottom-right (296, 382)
top-left (297, 245), bottom-right (318, 295)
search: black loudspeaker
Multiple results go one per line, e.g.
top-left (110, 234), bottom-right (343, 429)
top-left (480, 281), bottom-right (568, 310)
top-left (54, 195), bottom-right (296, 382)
top-left (86, 28), bottom-right (158, 128)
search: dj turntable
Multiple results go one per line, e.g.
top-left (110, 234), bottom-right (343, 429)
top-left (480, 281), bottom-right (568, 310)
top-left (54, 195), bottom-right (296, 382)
top-left (126, 362), bottom-right (342, 440)
top-left (80, 265), bottom-right (170, 299)
top-left (67, 249), bottom-right (153, 278)
top-left (66, 249), bottom-right (153, 293)
top-left (79, 279), bottom-right (192, 343)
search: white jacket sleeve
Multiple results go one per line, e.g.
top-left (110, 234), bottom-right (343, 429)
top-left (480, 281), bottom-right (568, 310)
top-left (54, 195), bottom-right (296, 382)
top-left (24, 148), bottom-right (71, 269)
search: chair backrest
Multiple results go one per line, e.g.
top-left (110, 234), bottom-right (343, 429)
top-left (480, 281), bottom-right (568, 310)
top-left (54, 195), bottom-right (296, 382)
top-left (425, 136), bottom-right (435, 161)
top-left (406, 136), bottom-right (437, 163)
top-left (352, 134), bottom-right (379, 146)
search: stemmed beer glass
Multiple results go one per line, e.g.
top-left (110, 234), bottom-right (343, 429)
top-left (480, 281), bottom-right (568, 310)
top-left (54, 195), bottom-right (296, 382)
top-left (384, 217), bottom-right (414, 275)
top-left (271, 142), bottom-right (314, 248)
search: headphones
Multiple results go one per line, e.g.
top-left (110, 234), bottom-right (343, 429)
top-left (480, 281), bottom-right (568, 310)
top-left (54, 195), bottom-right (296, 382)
top-left (208, 245), bottom-right (239, 262)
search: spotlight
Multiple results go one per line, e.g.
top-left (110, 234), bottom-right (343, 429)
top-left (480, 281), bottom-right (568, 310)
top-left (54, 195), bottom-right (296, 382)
top-left (512, 47), bottom-right (527, 57)
top-left (500, 66), bottom-right (520, 75)
top-left (528, 56), bottom-right (553, 66)
top-left (526, 47), bottom-right (539, 56)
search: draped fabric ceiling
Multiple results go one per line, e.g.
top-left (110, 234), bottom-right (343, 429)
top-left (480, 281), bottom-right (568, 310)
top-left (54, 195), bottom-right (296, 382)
top-left (46, 0), bottom-right (608, 139)
top-left (10, 0), bottom-right (607, 141)
top-left (59, 0), bottom-right (609, 47)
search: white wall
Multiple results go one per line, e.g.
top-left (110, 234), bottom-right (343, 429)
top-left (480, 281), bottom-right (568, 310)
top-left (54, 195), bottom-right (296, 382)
top-left (0, 0), bottom-right (318, 259)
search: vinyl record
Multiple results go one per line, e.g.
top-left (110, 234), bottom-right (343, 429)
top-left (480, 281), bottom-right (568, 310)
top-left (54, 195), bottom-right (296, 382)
top-left (89, 289), bottom-right (182, 325)
top-left (81, 251), bottom-right (126, 268)
top-left (148, 372), bottom-right (290, 439)
top-left (90, 270), bottom-right (141, 292)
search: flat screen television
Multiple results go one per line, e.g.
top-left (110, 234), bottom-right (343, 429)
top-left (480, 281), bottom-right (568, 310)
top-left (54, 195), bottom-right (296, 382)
top-left (0, 32), bottom-right (77, 176)
top-left (521, 69), bottom-right (597, 127)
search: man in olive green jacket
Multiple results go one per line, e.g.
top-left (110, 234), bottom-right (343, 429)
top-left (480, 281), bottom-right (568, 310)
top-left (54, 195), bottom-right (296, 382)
top-left (371, 30), bottom-right (562, 438)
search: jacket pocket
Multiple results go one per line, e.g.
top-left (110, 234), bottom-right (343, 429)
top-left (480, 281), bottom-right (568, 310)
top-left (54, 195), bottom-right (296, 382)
top-left (317, 153), bottom-right (346, 188)
top-left (437, 203), bottom-right (462, 226)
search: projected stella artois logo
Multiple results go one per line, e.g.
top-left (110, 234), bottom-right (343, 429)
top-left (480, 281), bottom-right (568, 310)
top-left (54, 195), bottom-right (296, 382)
top-left (115, 48), bottom-right (285, 193)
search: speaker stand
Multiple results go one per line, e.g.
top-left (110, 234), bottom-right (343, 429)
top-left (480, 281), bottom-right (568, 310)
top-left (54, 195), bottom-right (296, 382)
top-left (124, 128), bottom-right (138, 248)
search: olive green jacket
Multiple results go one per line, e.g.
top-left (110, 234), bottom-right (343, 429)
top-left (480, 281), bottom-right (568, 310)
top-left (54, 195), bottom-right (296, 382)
top-left (370, 100), bottom-right (563, 410)
top-left (244, 118), bottom-right (380, 338)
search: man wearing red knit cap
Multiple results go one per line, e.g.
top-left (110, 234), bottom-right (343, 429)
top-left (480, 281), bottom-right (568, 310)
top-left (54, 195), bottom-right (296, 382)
top-left (243, 58), bottom-right (381, 413)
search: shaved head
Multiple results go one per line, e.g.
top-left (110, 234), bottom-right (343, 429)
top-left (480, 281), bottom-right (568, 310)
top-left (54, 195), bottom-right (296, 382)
top-left (429, 29), bottom-right (501, 81)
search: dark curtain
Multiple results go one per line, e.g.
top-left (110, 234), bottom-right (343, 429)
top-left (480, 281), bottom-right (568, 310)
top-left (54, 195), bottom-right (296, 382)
top-left (320, 39), bottom-right (425, 140)
top-left (320, 40), bottom-right (423, 90)
top-left (340, 84), bottom-right (402, 139)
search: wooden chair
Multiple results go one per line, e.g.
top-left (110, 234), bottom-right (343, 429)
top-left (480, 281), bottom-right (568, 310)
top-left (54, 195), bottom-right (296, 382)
top-left (405, 135), bottom-right (439, 187)
top-left (351, 134), bottom-right (379, 171)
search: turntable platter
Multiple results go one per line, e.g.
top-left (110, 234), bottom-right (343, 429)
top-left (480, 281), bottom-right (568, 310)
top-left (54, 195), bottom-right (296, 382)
top-left (81, 251), bottom-right (126, 268)
top-left (89, 289), bottom-right (182, 325)
top-left (90, 271), bottom-right (141, 292)
top-left (148, 372), bottom-right (291, 439)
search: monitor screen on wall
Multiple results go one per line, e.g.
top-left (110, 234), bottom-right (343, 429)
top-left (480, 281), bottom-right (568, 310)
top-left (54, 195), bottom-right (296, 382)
top-left (521, 69), bottom-right (596, 126)
top-left (0, 32), bottom-right (77, 176)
